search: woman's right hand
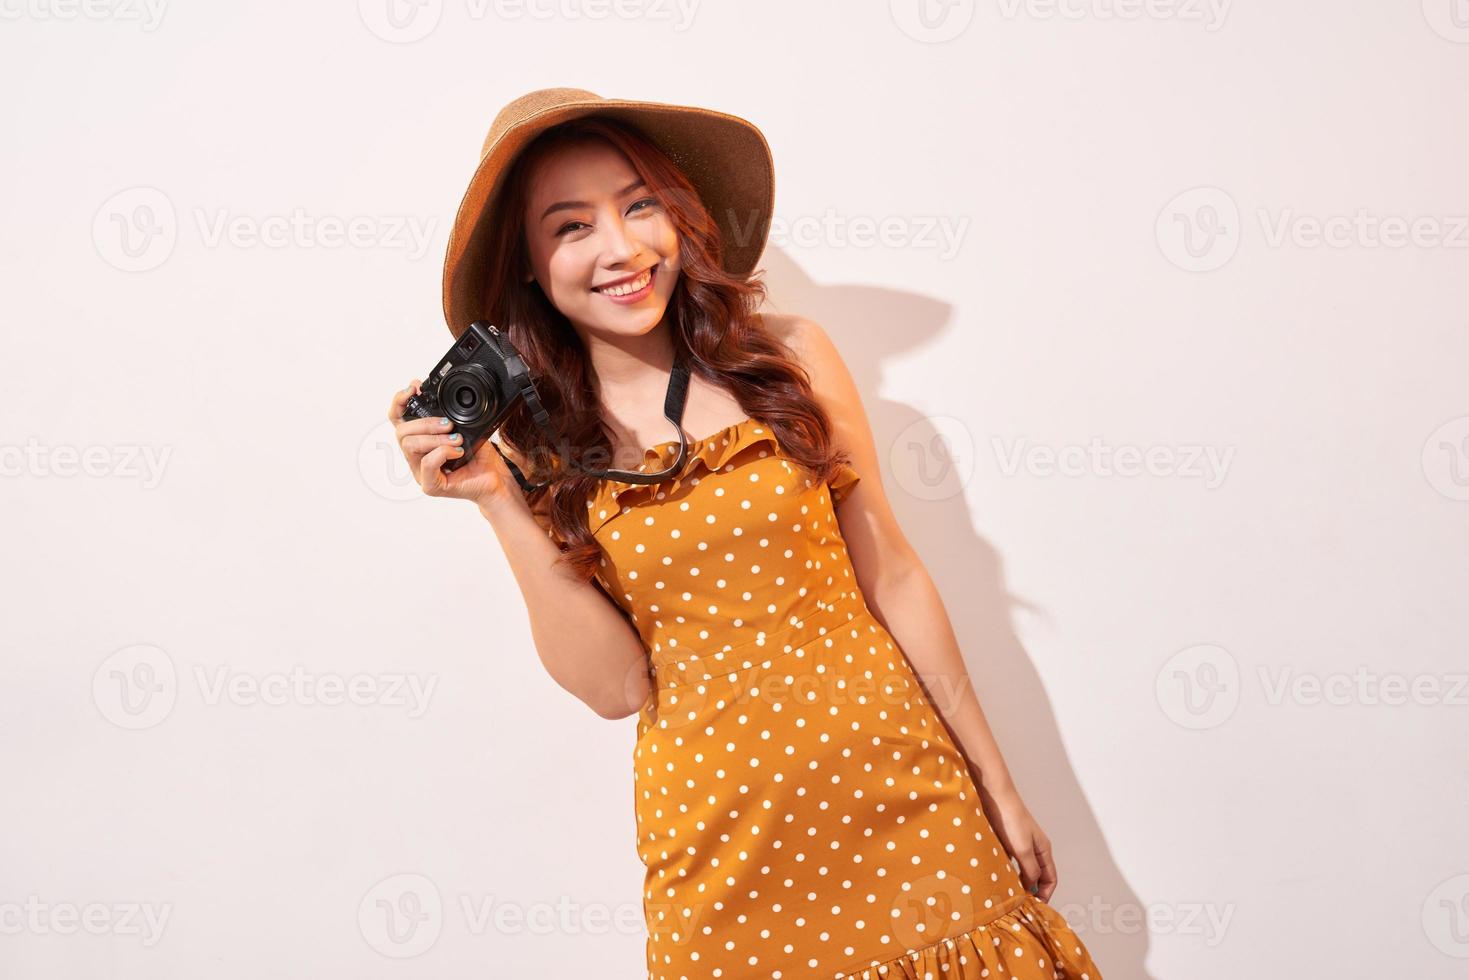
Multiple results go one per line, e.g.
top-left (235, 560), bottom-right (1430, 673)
top-left (387, 379), bottom-right (519, 507)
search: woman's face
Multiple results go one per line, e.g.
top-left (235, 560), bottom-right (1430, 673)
top-left (522, 140), bottom-right (682, 339)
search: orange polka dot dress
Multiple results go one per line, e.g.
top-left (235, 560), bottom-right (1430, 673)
top-left (544, 417), bottom-right (1104, 980)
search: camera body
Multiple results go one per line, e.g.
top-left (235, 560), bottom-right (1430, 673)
top-left (401, 321), bottom-right (538, 473)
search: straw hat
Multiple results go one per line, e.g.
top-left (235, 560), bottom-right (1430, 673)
top-left (441, 86), bottom-right (775, 338)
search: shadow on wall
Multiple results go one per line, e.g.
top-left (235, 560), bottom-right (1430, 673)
top-left (761, 245), bottom-right (1153, 980)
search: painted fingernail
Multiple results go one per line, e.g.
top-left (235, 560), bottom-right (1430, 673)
top-left (449, 433), bottom-right (462, 443)
top-left (449, 446), bottom-right (464, 455)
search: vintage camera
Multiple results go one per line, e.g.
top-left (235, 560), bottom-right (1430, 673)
top-left (401, 321), bottom-right (547, 475)
top-left (403, 319), bottom-right (695, 492)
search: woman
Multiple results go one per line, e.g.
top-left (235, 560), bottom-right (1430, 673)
top-left (388, 88), bottom-right (1104, 980)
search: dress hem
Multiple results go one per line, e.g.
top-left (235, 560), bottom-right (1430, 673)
top-left (831, 890), bottom-right (1100, 980)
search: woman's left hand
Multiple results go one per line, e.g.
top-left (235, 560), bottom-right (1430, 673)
top-left (979, 784), bottom-right (1058, 903)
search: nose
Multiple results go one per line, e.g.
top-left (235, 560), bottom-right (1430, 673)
top-left (598, 207), bottom-right (641, 266)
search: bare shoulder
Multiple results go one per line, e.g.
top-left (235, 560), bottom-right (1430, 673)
top-left (757, 309), bottom-right (866, 455)
top-left (757, 311), bottom-right (839, 379)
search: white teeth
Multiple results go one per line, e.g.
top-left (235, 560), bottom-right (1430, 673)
top-left (596, 267), bottom-right (652, 297)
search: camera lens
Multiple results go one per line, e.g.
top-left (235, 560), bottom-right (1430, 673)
top-left (437, 363), bottom-right (498, 426)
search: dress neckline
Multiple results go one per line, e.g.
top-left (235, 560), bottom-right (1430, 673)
top-left (633, 415), bottom-right (756, 461)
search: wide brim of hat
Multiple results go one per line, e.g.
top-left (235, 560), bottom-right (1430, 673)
top-left (441, 97), bottom-right (774, 338)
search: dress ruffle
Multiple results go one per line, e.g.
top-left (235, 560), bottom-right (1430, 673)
top-left (585, 417), bottom-right (780, 536)
top-left (835, 893), bottom-right (1102, 980)
top-left (829, 457), bottom-right (861, 505)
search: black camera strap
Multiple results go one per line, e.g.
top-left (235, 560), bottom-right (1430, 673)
top-left (492, 356), bottom-right (694, 495)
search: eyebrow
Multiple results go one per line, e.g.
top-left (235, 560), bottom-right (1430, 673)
top-left (540, 178), bottom-right (647, 223)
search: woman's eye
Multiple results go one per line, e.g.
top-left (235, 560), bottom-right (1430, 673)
top-left (555, 199), bottom-right (657, 236)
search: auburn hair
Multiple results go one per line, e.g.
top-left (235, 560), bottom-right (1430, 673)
top-left (477, 115), bottom-right (851, 579)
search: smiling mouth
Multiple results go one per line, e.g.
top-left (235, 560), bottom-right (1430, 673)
top-left (592, 265), bottom-right (656, 296)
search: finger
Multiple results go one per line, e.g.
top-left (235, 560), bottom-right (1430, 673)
top-left (386, 379), bottom-right (423, 423)
top-left (1033, 838), bottom-right (1058, 901)
top-left (394, 415), bottom-right (456, 441)
top-left (418, 443), bottom-right (464, 495)
top-left (401, 432), bottom-right (462, 457)
top-left (1015, 846), bottom-right (1043, 896)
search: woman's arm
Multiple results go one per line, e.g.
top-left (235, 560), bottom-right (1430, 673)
top-left (478, 449), bottom-right (651, 721)
top-left (770, 314), bottom-right (1021, 800)
top-left (774, 315), bottom-right (1062, 897)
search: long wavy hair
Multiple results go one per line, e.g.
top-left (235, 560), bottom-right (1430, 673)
top-left (477, 115), bottom-right (851, 579)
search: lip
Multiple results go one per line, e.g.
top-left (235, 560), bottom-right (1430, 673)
top-left (592, 264), bottom-right (657, 303)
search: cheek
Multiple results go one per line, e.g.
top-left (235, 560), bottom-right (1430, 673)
top-left (651, 219), bottom-right (681, 261)
top-left (544, 247), bottom-right (593, 303)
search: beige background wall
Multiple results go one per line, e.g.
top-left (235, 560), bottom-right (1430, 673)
top-left (3, 2), bottom-right (1467, 977)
